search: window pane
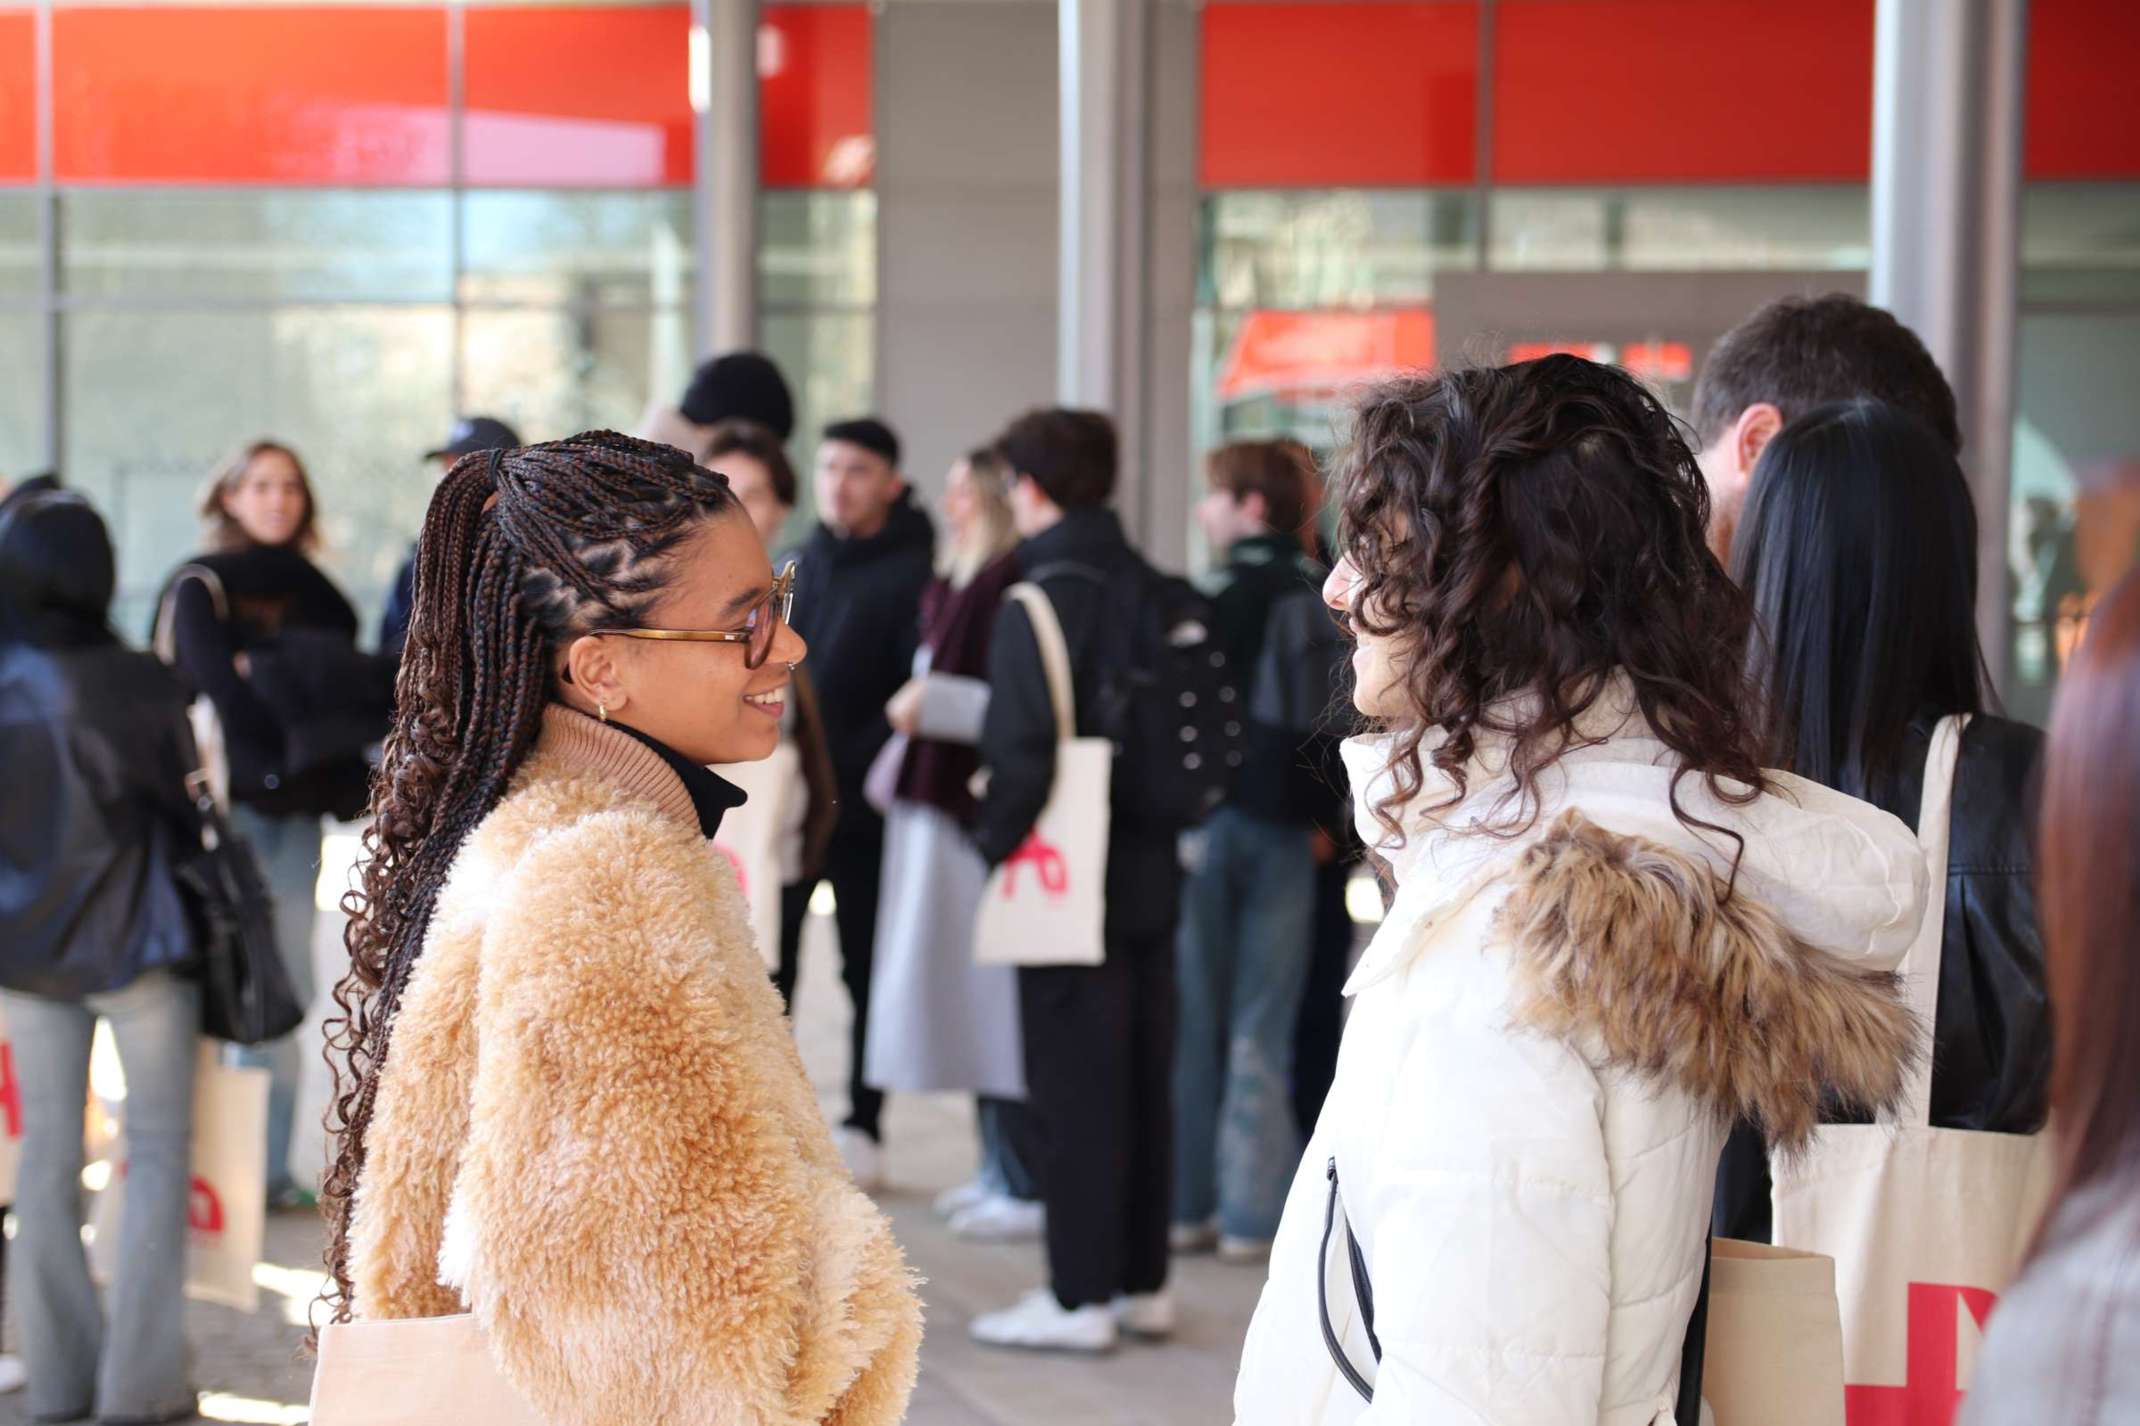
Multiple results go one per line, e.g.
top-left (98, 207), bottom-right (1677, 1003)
top-left (759, 190), bottom-right (875, 308)
top-left (460, 191), bottom-right (694, 305)
top-left (1201, 190), bottom-right (1477, 311)
top-left (1488, 187), bottom-right (1869, 272)
top-left (459, 306), bottom-right (692, 447)
top-left (1200, 2), bottom-right (1478, 188)
top-left (463, 5), bottom-right (692, 187)
top-left (0, 191), bottom-right (36, 294)
top-left (54, 8), bottom-right (449, 185)
top-left (2006, 309), bottom-right (2140, 726)
top-left (0, 309), bottom-right (42, 481)
top-left (760, 310), bottom-right (873, 527)
top-left (2022, 182), bottom-right (2140, 271)
top-left (62, 191), bottom-right (453, 302)
top-left (63, 307), bottom-right (454, 638)
top-left (1, 10), bottom-right (32, 181)
top-left (760, 4), bottom-right (875, 188)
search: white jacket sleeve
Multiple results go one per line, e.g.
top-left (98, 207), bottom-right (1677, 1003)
top-left (1355, 1015), bottom-right (1615, 1424)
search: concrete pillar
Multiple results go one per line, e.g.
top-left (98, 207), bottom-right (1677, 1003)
top-left (1871, 0), bottom-right (2028, 688)
top-left (693, 0), bottom-right (760, 356)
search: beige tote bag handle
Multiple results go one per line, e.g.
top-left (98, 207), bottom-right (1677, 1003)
top-left (1004, 582), bottom-right (1076, 745)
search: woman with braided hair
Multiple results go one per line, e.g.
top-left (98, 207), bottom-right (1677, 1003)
top-left (320, 431), bottom-right (921, 1425)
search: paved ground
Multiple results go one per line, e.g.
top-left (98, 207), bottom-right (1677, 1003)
top-left (2, 909), bottom-right (1268, 1424)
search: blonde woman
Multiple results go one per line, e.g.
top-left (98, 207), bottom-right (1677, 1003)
top-left (865, 448), bottom-right (1039, 1237)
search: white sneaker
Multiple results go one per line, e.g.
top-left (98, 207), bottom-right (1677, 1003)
top-left (1170, 1219), bottom-right (1218, 1254)
top-left (1110, 1291), bottom-right (1177, 1339)
top-left (0, 1353), bottom-right (24, 1394)
top-left (836, 1128), bottom-right (885, 1192)
top-left (949, 1192), bottom-right (1045, 1242)
top-left (932, 1178), bottom-right (993, 1218)
top-left (1218, 1234), bottom-right (1274, 1264)
top-left (971, 1289), bottom-right (1118, 1353)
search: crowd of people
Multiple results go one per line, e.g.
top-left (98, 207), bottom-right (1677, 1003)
top-left (0, 290), bottom-right (2133, 1423)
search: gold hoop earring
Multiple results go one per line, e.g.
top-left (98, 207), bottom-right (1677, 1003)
top-left (597, 700), bottom-right (609, 723)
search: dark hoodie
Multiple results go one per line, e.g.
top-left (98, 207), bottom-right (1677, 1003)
top-left (785, 492), bottom-right (936, 823)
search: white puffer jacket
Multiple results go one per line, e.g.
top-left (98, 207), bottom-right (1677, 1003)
top-left (1235, 698), bottom-right (1927, 1425)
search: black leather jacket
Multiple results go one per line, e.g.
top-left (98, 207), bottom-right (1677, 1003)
top-left (0, 640), bottom-right (200, 998)
top-left (1714, 711), bottom-right (2051, 1239)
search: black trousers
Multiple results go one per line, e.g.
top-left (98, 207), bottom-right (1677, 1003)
top-left (776, 825), bottom-right (886, 1140)
top-left (1018, 925), bottom-right (1177, 1310)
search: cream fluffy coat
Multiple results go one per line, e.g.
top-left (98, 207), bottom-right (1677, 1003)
top-left (1235, 697), bottom-right (1926, 1426)
top-left (348, 706), bottom-right (921, 1426)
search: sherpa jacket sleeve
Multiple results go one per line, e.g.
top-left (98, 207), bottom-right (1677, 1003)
top-left (1353, 996), bottom-right (1615, 1423)
top-left (972, 598), bottom-right (1057, 868)
top-left (451, 815), bottom-right (919, 1426)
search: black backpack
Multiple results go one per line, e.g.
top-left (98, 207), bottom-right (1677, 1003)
top-left (1032, 559), bottom-right (1244, 827)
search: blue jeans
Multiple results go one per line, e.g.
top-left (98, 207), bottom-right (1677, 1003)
top-left (2, 972), bottom-right (201, 1422)
top-left (227, 804), bottom-right (320, 1196)
top-left (1171, 807), bottom-right (1316, 1242)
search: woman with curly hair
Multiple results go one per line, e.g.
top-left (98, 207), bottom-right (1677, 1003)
top-left (319, 432), bottom-right (920, 1425)
top-left (1232, 357), bottom-right (1925, 1424)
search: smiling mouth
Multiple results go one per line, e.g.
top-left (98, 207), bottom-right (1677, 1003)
top-left (743, 687), bottom-right (787, 713)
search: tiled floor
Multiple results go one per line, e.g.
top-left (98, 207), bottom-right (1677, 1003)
top-left (1, 911), bottom-right (1264, 1425)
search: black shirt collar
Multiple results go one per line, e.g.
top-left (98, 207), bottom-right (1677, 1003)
top-left (613, 722), bottom-right (748, 840)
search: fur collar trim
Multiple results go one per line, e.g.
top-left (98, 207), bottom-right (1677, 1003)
top-left (1502, 811), bottom-right (1917, 1155)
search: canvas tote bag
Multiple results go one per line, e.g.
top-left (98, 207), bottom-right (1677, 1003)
top-left (972, 583), bottom-right (1110, 968)
top-left (91, 1041), bottom-right (269, 1311)
top-left (1772, 715), bottom-right (2056, 1424)
top-left (1700, 1238), bottom-right (1849, 1426)
top-left (711, 741), bottom-right (799, 970)
top-left (311, 1313), bottom-right (545, 1426)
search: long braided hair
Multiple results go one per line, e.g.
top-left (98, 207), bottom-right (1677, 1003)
top-left (319, 431), bottom-right (739, 1325)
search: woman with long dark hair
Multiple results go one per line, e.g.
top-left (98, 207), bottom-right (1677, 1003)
top-left (1233, 357), bottom-right (1924, 1423)
top-left (321, 432), bottom-right (920, 1424)
top-left (158, 438), bottom-right (384, 1209)
top-left (1, 491), bottom-right (201, 1424)
top-left (1718, 399), bottom-right (2050, 1240)
top-left (1963, 572), bottom-right (2140, 1422)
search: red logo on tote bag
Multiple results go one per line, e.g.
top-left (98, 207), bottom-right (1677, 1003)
top-left (1001, 833), bottom-right (1069, 899)
top-left (1846, 1282), bottom-right (1998, 1426)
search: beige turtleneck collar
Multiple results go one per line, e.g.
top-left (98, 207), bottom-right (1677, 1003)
top-left (533, 703), bottom-right (700, 832)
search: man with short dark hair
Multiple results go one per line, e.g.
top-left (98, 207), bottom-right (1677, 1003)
top-left (780, 416), bottom-right (935, 1188)
top-left (968, 407), bottom-right (1186, 1353)
top-left (379, 416), bottom-right (523, 657)
top-left (1692, 293), bottom-right (1961, 564)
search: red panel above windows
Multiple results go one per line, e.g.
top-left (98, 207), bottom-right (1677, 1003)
top-left (2025, 0), bottom-right (2140, 179)
top-left (0, 11), bottom-right (32, 182)
top-left (1201, 3), bottom-right (1479, 188)
top-left (1218, 310), bottom-right (1437, 400)
top-left (1492, 0), bottom-right (1874, 184)
top-left (759, 5), bottom-right (874, 189)
top-left (53, 8), bottom-right (450, 185)
top-left (463, 6), bottom-right (694, 187)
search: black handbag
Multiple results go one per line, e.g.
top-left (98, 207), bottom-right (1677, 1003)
top-left (173, 771), bottom-right (306, 1045)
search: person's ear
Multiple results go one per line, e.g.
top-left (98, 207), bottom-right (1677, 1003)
top-left (1734, 403), bottom-right (1785, 481)
top-left (1241, 491), bottom-right (1270, 528)
top-left (561, 634), bottom-right (630, 719)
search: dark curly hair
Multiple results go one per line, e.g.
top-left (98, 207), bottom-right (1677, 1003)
top-left (1338, 354), bottom-right (1770, 857)
top-left (317, 431), bottom-right (738, 1331)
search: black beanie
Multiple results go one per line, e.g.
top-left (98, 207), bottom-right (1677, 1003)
top-left (679, 352), bottom-right (796, 441)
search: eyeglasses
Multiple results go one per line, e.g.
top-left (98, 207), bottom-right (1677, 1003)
top-left (598, 564), bottom-right (796, 670)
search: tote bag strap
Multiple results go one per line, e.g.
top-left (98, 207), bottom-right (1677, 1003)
top-left (154, 563), bottom-right (228, 666)
top-left (1005, 583), bottom-right (1076, 745)
top-left (1899, 713), bottom-right (1968, 1127)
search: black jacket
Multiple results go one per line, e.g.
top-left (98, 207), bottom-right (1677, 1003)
top-left (1203, 534), bottom-right (1342, 825)
top-left (0, 640), bottom-right (199, 998)
top-left (159, 546), bottom-right (388, 820)
top-left (785, 495), bottom-right (936, 825)
top-left (1714, 711), bottom-right (2051, 1239)
top-left (974, 507), bottom-right (1183, 944)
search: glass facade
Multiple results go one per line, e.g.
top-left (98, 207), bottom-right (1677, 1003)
top-left (1, 2), bottom-right (876, 637)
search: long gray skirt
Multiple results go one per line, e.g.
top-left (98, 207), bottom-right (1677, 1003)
top-left (863, 799), bottom-right (1027, 1098)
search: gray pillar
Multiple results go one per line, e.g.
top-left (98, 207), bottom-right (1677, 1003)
top-left (693, 0), bottom-right (759, 356)
top-left (1871, 0), bottom-right (2027, 689)
top-left (1059, 0), bottom-right (1157, 541)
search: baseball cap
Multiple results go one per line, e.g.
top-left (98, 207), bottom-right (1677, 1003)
top-left (426, 416), bottom-right (523, 461)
